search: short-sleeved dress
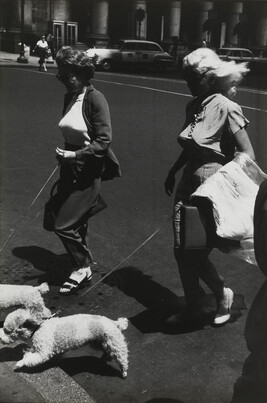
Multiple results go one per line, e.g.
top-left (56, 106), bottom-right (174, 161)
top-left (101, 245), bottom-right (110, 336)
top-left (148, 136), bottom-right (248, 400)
top-left (173, 93), bottom-right (249, 247)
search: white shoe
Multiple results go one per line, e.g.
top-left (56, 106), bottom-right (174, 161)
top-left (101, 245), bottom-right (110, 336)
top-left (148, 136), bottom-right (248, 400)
top-left (213, 288), bottom-right (234, 325)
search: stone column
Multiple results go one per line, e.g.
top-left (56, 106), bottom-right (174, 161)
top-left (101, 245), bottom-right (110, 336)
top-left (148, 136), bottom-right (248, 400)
top-left (12, 0), bottom-right (21, 30)
top-left (225, 2), bottom-right (243, 46)
top-left (254, 2), bottom-right (267, 47)
top-left (90, 0), bottom-right (109, 46)
top-left (130, 0), bottom-right (147, 40)
top-left (165, 0), bottom-right (181, 40)
top-left (196, 1), bottom-right (213, 44)
top-left (53, 0), bottom-right (71, 21)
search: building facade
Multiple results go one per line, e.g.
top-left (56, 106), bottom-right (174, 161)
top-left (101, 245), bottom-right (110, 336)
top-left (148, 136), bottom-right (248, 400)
top-left (0, 0), bottom-right (266, 54)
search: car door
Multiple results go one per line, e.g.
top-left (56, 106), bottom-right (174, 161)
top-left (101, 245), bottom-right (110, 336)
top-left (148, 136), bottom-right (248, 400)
top-left (120, 42), bottom-right (139, 64)
top-left (138, 42), bottom-right (161, 64)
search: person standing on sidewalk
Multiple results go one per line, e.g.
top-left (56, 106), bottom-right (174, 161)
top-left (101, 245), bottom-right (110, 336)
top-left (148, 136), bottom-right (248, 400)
top-left (34, 35), bottom-right (48, 72)
top-left (49, 47), bottom-right (120, 295)
top-left (164, 48), bottom-right (255, 326)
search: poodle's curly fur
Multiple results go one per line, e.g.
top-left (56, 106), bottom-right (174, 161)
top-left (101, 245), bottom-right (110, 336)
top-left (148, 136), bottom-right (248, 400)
top-left (0, 308), bottom-right (129, 378)
top-left (0, 283), bottom-right (51, 317)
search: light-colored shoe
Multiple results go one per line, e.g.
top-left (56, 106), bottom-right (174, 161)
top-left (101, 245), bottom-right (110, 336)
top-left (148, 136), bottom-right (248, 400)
top-left (213, 287), bottom-right (234, 325)
top-left (60, 266), bottom-right (92, 295)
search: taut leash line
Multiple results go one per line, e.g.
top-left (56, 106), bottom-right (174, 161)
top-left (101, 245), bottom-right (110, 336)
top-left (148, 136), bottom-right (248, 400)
top-left (56, 214), bottom-right (173, 315)
top-left (0, 165), bottom-right (59, 254)
top-left (80, 215), bottom-right (173, 298)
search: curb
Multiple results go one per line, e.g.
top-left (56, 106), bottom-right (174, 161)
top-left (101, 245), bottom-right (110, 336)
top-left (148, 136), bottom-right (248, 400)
top-left (0, 341), bottom-right (95, 403)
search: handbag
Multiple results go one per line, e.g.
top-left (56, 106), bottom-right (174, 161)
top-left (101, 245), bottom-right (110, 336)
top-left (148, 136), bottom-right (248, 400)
top-left (180, 202), bottom-right (240, 250)
top-left (180, 204), bottom-right (207, 249)
top-left (43, 181), bottom-right (60, 232)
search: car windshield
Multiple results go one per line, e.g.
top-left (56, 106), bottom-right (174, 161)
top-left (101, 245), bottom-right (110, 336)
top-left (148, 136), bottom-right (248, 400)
top-left (217, 49), bottom-right (229, 55)
top-left (107, 41), bottom-right (124, 49)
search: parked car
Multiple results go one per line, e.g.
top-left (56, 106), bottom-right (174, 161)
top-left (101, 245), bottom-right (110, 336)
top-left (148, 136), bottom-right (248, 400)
top-left (217, 47), bottom-right (256, 62)
top-left (86, 39), bottom-right (174, 72)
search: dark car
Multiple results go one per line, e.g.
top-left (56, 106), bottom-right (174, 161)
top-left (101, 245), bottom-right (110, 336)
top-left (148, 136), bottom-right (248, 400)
top-left (86, 39), bottom-right (174, 72)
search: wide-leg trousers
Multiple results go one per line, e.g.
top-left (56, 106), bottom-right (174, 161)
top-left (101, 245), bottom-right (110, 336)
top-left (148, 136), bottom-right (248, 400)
top-left (54, 177), bottom-right (103, 269)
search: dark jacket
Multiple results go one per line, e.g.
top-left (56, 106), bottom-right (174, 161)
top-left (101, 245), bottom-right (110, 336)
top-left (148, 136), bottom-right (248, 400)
top-left (63, 85), bottom-right (121, 182)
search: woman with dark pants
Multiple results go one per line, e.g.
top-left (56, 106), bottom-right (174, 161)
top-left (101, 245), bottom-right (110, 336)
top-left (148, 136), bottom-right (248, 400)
top-left (51, 46), bottom-right (120, 295)
top-left (164, 48), bottom-right (255, 325)
top-left (34, 35), bottom-right (48, 72)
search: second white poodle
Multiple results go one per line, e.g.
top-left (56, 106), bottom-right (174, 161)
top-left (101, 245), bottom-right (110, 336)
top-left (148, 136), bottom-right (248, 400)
top-left (0, 308), bottom-right (129, 378)
top-left (0, 283), bottom-right (51, 317)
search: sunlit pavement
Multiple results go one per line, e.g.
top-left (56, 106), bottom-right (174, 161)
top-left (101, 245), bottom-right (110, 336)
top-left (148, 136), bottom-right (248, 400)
top-left (0, 60), bottom-right (266, 402)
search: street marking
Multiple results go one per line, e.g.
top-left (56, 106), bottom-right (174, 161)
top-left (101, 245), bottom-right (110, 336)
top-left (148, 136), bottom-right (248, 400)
top-left (97, 71), bottom-right (267, 96)
top-left (6, 68), bottom-right (266, 113)
top-left (94, 78), bottom-right (267, 113)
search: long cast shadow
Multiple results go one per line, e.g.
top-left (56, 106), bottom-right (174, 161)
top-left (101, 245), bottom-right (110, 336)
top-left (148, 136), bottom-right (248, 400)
top-left (12, 245), bottom-right (71, 285)
top-left (103, 266), bottom-right (221, 334)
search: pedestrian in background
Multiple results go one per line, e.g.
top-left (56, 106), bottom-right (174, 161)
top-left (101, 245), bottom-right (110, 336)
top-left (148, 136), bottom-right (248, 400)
top-left (46, 32), bottom-right (55, 59)
top-left (164, 48), bottom-right (255, 325)
top-left (49, 46), bottom-right (121, 295)
top-left (34, 35), bottom-right (48, 71)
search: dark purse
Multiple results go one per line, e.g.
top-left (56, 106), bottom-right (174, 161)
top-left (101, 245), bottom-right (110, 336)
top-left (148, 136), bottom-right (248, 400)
top-left (43, 181), bottom-right (60, 232)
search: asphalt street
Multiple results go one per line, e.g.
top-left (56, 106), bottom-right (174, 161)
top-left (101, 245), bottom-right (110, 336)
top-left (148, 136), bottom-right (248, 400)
top-left (0, 65), bottom-right (267, 402)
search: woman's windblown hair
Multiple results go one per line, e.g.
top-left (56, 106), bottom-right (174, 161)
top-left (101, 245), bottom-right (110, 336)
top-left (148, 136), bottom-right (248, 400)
top-left (56, 46), bottom-right (95, 80)
top-left (183, 47), bottom-right (249, 84)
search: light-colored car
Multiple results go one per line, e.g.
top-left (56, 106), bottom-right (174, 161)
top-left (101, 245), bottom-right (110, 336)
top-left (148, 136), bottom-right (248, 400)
top-left (217, 47), bottom-right (256, 62)
top-left (86, 39), bottom-right (174, 72)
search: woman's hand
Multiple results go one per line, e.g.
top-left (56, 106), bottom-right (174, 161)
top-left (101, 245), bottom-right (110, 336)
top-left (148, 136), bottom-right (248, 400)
top-left (164, 171), bottom-right (176, 196)
top-left (56, 147), bottom-right (76, 163)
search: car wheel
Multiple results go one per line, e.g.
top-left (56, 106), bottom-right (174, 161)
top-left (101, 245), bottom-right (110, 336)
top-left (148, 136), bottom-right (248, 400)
top-left (101, 59), bottom-right (113, 72)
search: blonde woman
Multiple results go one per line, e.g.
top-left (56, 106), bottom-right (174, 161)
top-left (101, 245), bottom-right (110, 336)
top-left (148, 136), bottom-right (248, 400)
top-left (164, 48), bottom-right (255, 326)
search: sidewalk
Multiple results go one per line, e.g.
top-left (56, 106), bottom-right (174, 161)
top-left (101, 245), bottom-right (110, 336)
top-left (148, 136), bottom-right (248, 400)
top-left (0, 345), bottom-right (95, 402)
top-left (0, 51), bottom-right (57, 69)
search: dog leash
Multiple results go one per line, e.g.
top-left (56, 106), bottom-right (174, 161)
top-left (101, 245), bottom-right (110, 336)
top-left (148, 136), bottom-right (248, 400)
top-left (80, 215), bottom-right (173, 297)
top-left (0, 165), bottom-right (59, 254)
top-left (52, 214), bottom-right (173, 315)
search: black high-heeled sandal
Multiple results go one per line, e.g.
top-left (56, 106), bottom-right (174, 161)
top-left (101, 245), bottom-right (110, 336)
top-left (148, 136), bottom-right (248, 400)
top-left (59, 267), bottom-right (92, 295)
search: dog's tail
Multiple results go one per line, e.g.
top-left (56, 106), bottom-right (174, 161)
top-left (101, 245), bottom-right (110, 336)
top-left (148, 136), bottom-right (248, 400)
top-left (36, 282), bottom-right (49, 294)
top-left (115, 318), bottom-right (128, 331)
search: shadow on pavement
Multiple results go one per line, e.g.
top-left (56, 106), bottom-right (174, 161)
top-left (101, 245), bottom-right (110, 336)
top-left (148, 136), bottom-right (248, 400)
top-left (59, 355), bottom-right (121, 378)
top-left (0, 343), bottom-right (27, 362)
top-left (12, 246), bottom-right (71, 285)
top-left (103, 266), bottom-right (247, 334)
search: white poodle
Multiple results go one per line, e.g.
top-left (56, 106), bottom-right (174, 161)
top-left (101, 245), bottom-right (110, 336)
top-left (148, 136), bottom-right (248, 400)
top-left (0, 283), bottom-right (51, 317)
top-left (0, 308), bottom-right (129, 378)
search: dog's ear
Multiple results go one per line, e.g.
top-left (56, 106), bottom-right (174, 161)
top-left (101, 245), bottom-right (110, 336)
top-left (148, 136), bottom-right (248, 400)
top-left (17, 318), bottom-right (40, 335)
top-left (21, 319), bottom-right (40, 332)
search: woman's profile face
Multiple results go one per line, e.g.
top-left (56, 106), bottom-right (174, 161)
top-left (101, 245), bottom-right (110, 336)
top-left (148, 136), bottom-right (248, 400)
top-left (57, 65), bottom-right (84, 93)
top-left (183, 68), bottom-right (212, 97)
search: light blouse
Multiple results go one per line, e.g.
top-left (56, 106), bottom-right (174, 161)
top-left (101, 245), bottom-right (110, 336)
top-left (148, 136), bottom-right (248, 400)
top-left (36, 40), bottom-right (48, 49)
top-left (178, 93), bottom-right (249, 161)
top-left (58, 92), bottom-right (91, 146)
